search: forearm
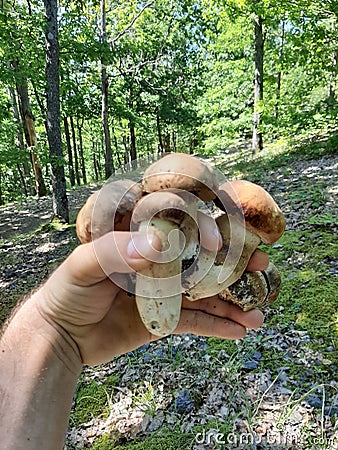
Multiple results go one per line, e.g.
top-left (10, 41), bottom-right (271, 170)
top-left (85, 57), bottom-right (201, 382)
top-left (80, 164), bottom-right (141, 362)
top-left (0, 291), bottom-right (82, 450)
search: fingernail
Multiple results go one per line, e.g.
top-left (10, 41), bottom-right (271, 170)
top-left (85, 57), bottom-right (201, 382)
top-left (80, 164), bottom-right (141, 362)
top-left (127, 233), bottom-right (157, 259)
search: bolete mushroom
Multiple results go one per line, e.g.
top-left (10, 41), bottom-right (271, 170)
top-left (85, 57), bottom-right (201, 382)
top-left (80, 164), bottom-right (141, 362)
top-left (142, 152), bottom-right (219, 202)
top-left (131, 191), bottom-right (188, 336)
top-left (133, 153), bottom-right (219, 336)
top-left (183, 179), bottom-right (286, 302)
top-left (219, 261), bottom-right (281, 311)
top-left (76, 179), bottom-right (142, 243)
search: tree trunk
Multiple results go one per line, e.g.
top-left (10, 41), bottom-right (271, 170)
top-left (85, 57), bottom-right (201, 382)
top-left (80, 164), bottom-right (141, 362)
top-left (252, 14), bottom-right (264, 154)
top-left (122, 135), bottom-right (130, 169)
top-left (93, 152), bottom-right (99, 181)
top-left (63, 116), bottom-right (75, 187)
top-left (327, 49), bottom-right (338, 108)
top-left (13, 62), bottom-right (47, 197)
top-left (274, 20), bottom-right (285, 121)
top-left (8, 83), bottom-right (34, 196)
top-left (112, 128), bottom-right (123, 170)
top-left (129, 121), bottom-right (137, 169)
top-left (16, 163), bottom-right (28, 197)
top-left (44, 0), bottom-right (69, 222)
top-left (100, 0), bottom-right (114, 179)
top-left (77, 119), bottom-right (87, 184)
top-left (70, 116), bottom-right (81, 185)
top-left (172, 130), bottom-right (177, 152)
top-left (156, 110), bottom-right (164, 154)
top-left (0, 169), bottom-right (3, 205)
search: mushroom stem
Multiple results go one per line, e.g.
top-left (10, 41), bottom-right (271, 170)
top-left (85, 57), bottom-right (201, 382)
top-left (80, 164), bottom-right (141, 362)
top-left (135, 218), bottom-right (182, 337)
top-left (183, 212), bottom-right (261, 301)
top-left (219, 261), bottom-right (281, 311)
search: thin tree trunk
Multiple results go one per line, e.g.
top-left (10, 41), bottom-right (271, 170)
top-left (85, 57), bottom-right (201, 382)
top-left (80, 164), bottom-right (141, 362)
top-left (44, 0), bottom-right (69, 222)
top-left (112, 128), bottom-right (123, 170)
top-left (252, 14), bottom-right (264, 154)
top-left (129, 121), bottom-right (137, 169)
top-left (63, 116), bottom-right (75, 187)
top-left (172, 130), bottom-right (177, 152)
top-left (156, 110), bottom-right (164, 153)
top-left (0, 169), bottom-right (3, 205)
top-left (16, 163), bottom-right (28, 197)
top-left (327, 49), bottom-right (338, 107)
top-left (77, 119), bottom-right (87, 184)
top-left (100, 0), bottom-right (114, 179)
top-left (274, 20), bottom-right (285, 121)
top-left (70, 116), bottom-right (81, 185)
top-left (8, 84), bottom-right (34, 196)
top-left (93, 152), bottom-right (99, 181)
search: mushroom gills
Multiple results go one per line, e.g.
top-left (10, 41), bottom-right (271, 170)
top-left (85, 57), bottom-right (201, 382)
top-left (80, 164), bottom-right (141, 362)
top-left (219, 261), bottom-right (281, 311)
top-left (135, 218), bottom-right (182, 337)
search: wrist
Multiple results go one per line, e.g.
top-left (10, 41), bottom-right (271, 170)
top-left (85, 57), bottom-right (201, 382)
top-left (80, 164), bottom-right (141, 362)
top-left (2, 289), bottom-right (82, 374)
top-left (0, 290), bottom-right (82, 449)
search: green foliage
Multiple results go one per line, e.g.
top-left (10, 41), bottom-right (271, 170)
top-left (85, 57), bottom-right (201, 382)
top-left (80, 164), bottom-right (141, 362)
top-left (1, 0), bottom-right (338, 202)
top-left (70, 375), bottom-right (119, 427)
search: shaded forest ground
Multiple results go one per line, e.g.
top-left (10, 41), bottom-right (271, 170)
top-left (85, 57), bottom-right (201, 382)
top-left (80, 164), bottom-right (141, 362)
top-left (0, 130), bottom-right (337, 449)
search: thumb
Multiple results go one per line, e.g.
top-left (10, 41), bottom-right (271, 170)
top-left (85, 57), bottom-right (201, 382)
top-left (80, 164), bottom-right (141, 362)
top-left (65, 231), bottom-right (162, 284)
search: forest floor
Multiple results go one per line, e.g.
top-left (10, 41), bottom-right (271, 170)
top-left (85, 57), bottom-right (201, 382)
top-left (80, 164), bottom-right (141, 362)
top-left (0, 131), bottom-right (337, 449)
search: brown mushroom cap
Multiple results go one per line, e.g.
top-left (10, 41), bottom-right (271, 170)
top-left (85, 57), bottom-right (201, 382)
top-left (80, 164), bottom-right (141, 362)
top-left (132, 191), bottom-right (187, 225)
top-left (76, 179), bottom-right (142, 243)
top-left (216, 180), bottom-right (286, 244)
top-left (142, 153), bottom-right (218, 202)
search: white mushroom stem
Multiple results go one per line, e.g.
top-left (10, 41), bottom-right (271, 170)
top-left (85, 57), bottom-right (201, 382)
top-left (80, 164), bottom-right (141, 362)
top-left (135, 218), bottom-right (182, 337)
top-left (178, 200), bottom-right (199, 262)
top-left (183, 213), bottom-right (261, 301)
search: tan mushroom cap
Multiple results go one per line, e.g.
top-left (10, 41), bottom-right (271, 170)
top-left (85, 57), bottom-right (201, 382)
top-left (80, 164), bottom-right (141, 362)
top-left (76, 179), bottom-right (142, 243)
top-left (132, 191), bottom-right (187, 224)
top-left (142, 153), bottom-right (218, 202)
top-left (216, 180), bottom-right (286, 244)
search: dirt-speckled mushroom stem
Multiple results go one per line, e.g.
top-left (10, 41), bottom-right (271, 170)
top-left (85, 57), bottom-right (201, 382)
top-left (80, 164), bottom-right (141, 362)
top-left (183, 212), bottom-right (261, 301)
top-left (219, 261), bottom-right (281, 311)
top-left (135, 218), bottom-right (182, 337)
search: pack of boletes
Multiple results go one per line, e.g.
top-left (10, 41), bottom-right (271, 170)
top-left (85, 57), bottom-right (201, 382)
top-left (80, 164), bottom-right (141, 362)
top-left (76, 153), bottom-right (286, 337)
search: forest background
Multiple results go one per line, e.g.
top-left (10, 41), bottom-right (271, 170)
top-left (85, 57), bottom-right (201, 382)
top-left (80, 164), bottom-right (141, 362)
top-left (1, 0), bottom-right (337, 218)
top-left (1, 2), bottom-right (338, 448)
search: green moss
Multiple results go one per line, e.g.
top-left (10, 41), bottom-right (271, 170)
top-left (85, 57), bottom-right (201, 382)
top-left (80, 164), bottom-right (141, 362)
top-left (92, 434), bottom-right (118, 450)
top-left (70, 375), bottom-right (119, 427)
top-left (118, 430), bottom-right (193, 450)
top-left (89, 430), bottom-right (194, 450)
top-left (260, 230), bottom-right (338, 339)
top-left (206, 337), bottom-right (238, 355)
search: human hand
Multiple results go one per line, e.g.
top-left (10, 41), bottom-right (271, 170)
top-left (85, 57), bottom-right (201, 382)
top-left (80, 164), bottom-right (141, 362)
top-left (34, 220), bottom-right (266, 366)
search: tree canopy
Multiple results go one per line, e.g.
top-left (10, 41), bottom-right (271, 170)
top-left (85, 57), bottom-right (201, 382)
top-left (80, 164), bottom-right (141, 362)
top-left (0, 0), bottom-right (337, 210)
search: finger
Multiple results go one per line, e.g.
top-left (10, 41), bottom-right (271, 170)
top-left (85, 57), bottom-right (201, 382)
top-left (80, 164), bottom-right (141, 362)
top-left (64, 231), bottom-right (162, 285)
top-left (197, 210), bottom-right (222, 252)
top-left (182, 295), bottom-right (264, 330)
top-left (175, 309), bottom-right (247, 339)
top-left (246, 249), bottom-right (269, 272)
